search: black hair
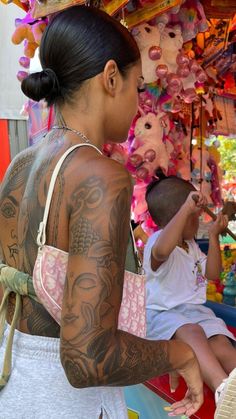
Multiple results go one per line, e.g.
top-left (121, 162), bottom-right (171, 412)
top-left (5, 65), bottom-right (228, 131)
top-left (21, 5), bottom-right (140, 106)
top-left (146, 173), bottom-right (196, 227)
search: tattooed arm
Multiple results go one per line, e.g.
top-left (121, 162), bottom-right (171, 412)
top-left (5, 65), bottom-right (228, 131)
top-left (60, 157), bottom-right (203, 414)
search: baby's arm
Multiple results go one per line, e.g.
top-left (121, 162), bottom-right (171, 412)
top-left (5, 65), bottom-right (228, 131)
top-left (151, 191), bottom-right (205, 271)
top-left (205, 212), bottom-right (228, 280)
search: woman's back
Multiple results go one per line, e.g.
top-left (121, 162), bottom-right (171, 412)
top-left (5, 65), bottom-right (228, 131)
top-left (0, 130), bottom-right (103, 337)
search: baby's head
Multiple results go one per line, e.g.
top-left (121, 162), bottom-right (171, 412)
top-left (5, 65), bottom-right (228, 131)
top-left (146, 175), bottom-right (200, 238)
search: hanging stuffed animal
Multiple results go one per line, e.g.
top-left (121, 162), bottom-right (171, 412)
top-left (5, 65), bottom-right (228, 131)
top-left (11, 13), bottom-right (47, 81)
top-left (12, 20), bottom-right (46, 58)
top-left (128, 112), bottom-right (172, 180)
top-left (131, 181), bottom-right (148, 223)
top-left (178, 0), bottom-right (209, 43)
top-left (158, 25), bottom-right (183, 74)
top-left (132, 23), bottom-right (162, 84)
top-left (157, 25), bottom-right (206, 100)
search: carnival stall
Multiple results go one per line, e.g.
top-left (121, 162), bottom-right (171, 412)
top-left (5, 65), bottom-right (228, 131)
top-left (0, 1), bottom-right (236, 418)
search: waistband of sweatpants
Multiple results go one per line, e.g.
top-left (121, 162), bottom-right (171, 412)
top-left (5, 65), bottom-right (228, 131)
top-left (1, 322), bottom-right (60, 362)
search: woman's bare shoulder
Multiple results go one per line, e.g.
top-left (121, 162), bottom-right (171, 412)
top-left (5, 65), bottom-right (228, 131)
top-left (65, 148), bottom-right (133, 198)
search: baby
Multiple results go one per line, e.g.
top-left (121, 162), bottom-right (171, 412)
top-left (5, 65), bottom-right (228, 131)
top-left (144, 175), bottom-right (236, 418)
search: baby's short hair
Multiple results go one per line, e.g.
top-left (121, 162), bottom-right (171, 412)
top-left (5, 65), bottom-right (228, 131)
top-left (146, 175), bottom-right (196, 227)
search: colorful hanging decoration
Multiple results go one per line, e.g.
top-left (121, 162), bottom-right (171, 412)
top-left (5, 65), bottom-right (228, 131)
top-left (1, 0), bottom-right (235, 231)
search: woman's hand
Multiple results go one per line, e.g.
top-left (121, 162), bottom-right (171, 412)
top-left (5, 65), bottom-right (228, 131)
top-left (168, 349), bottom-right (204, 417)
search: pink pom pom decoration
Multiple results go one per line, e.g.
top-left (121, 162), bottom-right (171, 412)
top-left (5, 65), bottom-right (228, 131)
top-left (148, 46), bottom-right (162, 60)
top-left (156, 64), bottom-right (168, 79)
top-left (189, 60), bottom-right (200, 74)
top-left (19, 56), bottom-right (30, 68)
top-left (177, 65), bottom-right (190, 78)
top-left (167, 73), bottom-right (183, 94)
top-left (176, 53), bottom-right (190, 67)
top-left (129, 154), bottom-right (143, 167)
top-left (17, 70), bottom-right (28, 82)
top-left (136, 166), bottom-right (149, 180)
top-left (196, 69), bottom-right (207, 83)
top-left (144, 149), bottom-right (156, 162)
top-left (182, 88), bottom-right (198, 103)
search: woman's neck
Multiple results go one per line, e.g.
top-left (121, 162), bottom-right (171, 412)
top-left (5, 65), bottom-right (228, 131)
top-left (57, 100), bottom-right (105, 150)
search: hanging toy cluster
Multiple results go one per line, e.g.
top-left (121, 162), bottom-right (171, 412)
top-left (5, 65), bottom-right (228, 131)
top-left (221, 246), bottom-right (236, 306)
top-left (12, 15), bottom-right (47, 81)
top-left (206, 254), bottom-right (236, 307)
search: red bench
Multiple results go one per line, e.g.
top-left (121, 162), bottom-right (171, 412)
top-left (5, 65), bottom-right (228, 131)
top-left (145, 301), bottom-right (236, 418)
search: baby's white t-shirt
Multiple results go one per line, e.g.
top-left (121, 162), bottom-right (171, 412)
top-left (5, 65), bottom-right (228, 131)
top-left (143, 230), bottom-right (207, 311)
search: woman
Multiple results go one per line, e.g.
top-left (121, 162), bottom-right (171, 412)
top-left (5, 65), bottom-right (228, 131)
top-left (0, 5), bottom-right (203, 418)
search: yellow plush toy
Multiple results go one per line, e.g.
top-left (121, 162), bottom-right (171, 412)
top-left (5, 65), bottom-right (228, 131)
top-left (12, 23), bottom-right (35, 45)
top-left (207, 281), bottom-right (223, 303)
top-left (12, 21), bottom-right (46, 59)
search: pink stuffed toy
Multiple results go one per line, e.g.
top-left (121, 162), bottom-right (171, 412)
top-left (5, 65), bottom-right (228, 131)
top-left (178, 0), bottom-right (209, 43)
top-left (158, 25), bottom-right (183, 74)
top-left (132, 181), bottom-right (148, 223)
top-left (103, 143), bottom-right (128, 165)
top-left (129, 112), bottom-right (172, 180)
top-left (133, 20), bottom-right (206, 103)
top-left (132, 23), bottom-right (161, 84)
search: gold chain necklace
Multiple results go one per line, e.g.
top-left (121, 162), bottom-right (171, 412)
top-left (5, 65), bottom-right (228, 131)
top-left (52, 125), bottom-right (90, 144)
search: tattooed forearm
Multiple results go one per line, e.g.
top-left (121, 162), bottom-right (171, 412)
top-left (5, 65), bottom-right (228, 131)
top-left (61, 171), bottom-right (175, 388)
top-left (61, 331), bottom-right (172, 388)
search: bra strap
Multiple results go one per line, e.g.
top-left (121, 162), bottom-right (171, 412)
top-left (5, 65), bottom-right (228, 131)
top-left (37, 143), bottom-right (102, 247)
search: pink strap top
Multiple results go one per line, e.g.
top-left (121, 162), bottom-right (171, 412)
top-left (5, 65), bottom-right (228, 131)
top-left (33, 143), bottom-right (146, 337)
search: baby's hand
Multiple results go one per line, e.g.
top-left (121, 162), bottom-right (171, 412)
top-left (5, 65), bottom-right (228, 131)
top-left (209, 212), bottom-right (228, 237)
top-left (183, 191), bottom-right (207, 214)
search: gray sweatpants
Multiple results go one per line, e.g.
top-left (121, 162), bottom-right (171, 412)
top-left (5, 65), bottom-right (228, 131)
top-left (0, 324), bottom-right (128, 419)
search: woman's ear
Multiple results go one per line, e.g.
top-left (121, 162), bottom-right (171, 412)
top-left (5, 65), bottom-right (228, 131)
top-left (102, 59), bottom-right (121, 96)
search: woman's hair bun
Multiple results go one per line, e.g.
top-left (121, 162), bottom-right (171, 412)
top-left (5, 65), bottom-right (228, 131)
top-left (21, 68), bottom-right (60, 105)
